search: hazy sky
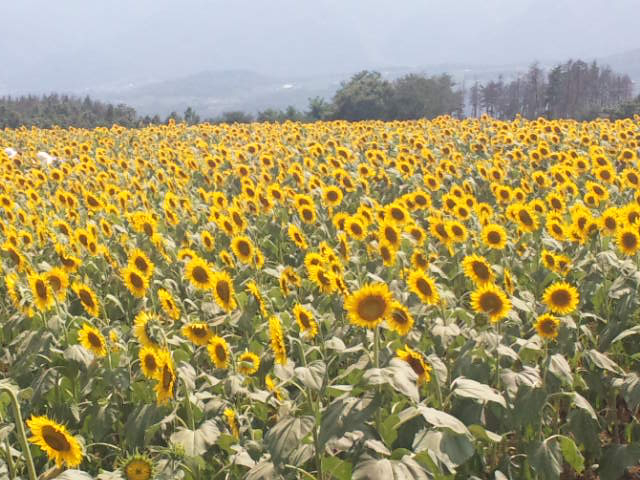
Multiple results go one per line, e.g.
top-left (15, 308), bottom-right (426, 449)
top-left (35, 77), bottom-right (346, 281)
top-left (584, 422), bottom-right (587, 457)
top-left (0, 0), bottom-right (637, 91)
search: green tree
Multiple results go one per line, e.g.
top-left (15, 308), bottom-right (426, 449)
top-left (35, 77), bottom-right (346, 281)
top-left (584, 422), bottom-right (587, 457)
top-left (331, 70), bottom-right (393, 121)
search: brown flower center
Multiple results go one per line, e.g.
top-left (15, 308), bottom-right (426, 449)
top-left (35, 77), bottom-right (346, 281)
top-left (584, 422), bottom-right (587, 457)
top-left (479, 292), bottom-right (502, 313)
top-left (357, 295), bottom-right (386, 322)
top-left (192, 266), bottom-right (209, 284)
top-left (42, 425), bottom-right (70, 452)
top-left (550, 289), bottom-right (571, 307)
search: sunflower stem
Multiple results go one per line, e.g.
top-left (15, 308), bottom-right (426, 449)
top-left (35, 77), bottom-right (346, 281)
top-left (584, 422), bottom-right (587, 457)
top-left (295, 339), bottom-right (323, 480)
top-left (374, 326), bottom-right (382, 435)
top-left (0, 385), bottom-right (37, 480)
top-left (4, 438), bottom-right (16, 479)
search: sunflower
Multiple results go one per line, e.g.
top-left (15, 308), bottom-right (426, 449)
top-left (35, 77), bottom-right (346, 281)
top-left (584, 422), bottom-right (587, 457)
top-left (182, 322), bottom-right (213, 346)
top-left (134, 311), bottom-right (159, 348)
top-left (154, 349), bottom-right (176, 405)
top-left (396, 345), bottom-right (431, 383)
top-left (269, 315), bottom-right (288, 365)
top-left (237, 351), bottom-right (261, 376)
top-left (128, 248), bottom-right (154, 279)
top-left (26, 416), bottom-right (83, 468)
top-left (29, 272), bottom-right (55, 312)
top-left (514, 204), bottom-right (539, 233)
top-left (470, 283), bottom-right (511, 323)
top-left (462, 254), bottom-right (494, 286)
top-left (617, 225), bottom-right (640, 256)
top-left (45, 267), bottom-right (69, 302)
top-left (379, 220), bottom-right (402, 250)
top-left (542, 282), bottom-right (580, 315)
top-left (293, 304), bottom-right (318, 339)
top-left (503, 268), bottom-right (515, 295)
top-left (308, 266), bottom-right (337, 294)
top-left (121, 266), bottom-right (149, 298)
top-left (224, 408), bottom-right (240, 439)
top-left (212, 271), bottom-right (237, 312)
top-left (265, 374), bottom-right (283, 400)
top-left (541, 249), bottom-right (557, 270)
top-left (446, 220), bottom-right (468, 243)
top-left (246, 280), bottom-right (268, 317)
top-left (231, 235), bottom-right (255, 264)
top-left (201, 230), bottom-right (215, 252)
top-left (386, 202), bottom-right (410, 225)
top-left (56, 246), bottom-right (82, 273)
top-left (481, 224), bottom-right (507, 250)
top-left (388, 301), bottom-right (414, 336)
top-left (207, 335), bottom-right (231, 369)
top-left (379, 240), bottom-right (396, 267)
top-left (6, 273), bottom-right (33, 317)
top-left (287, 224), bottom-right (308, 250)
top-left (298, 205), bottom-right (317, 224)
top-left (78, 323), bottom-right (107, 357)
top-left (408, 270), bottom-right (439, 305)
top-left (411, 250), bottom-right (429, 270)
top-left (599, 207), bottom-right (619, 236)
top-left (122, 453), bottom-right (154, 480)
top-left (344, 283), bottom-right (393, 329)
top-left (535, 313), bottom-right (560, 340)
top-left (72, 282), bottom-right (100, 317)
top-left (185, 257), bottom-right (214, 290)
top-left (157, 288), bottom-right (180, 321)
top-left (345, 215), bottom-right (367, 241)
top-left (322, 185), bottom-right (343, 208)
top-left (139, 346), bottom-right (160, 379)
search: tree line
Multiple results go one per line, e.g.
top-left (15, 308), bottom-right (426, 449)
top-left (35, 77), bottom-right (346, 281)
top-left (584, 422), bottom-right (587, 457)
top-left (1, 59), bottom-right (638, 129)
top-left (0, 94), bottom-right (138, 129)
top-left (469, 60), bottom-right (635, 120)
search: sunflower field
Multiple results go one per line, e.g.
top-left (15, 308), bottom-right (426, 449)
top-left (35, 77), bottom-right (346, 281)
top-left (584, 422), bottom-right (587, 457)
top-left (0, 116), bottom-right (640, 480)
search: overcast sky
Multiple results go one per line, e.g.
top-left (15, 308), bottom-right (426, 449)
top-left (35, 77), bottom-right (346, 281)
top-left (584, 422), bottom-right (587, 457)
top-left (0, 0), bottom-right (637, 91)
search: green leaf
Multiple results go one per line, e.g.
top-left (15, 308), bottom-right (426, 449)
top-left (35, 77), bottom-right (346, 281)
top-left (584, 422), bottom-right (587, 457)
top-left (451, 377), bottom-right (506, 407)
top-left (468, 424), bottom-right (502, 443)
top-left (413, 429), bottom-right (474, 473)
top-left (294, 360), bottom-right (326, 391)
top-left (63, 345), bottom-right (93, 369)
top-left (246, 460), bottom-right (280, 480)
top-left (322, 456), bottom-right (353, 480)
top-left (363, 359), bottom-right (419, 402)
top-left (585, 349), bottom-right (622, 374)
top-left (569, 392), bottom-right (598, 420)
top-left (169, 419), bottom-right (220, 456)
top-left (558, 435), bottom-right (585, 474)
top-left (353, 456), bottom-right (431, 480)
top-left (529, 438), bottom-right (563, 480)
top-left (549, 354), bottom-right (573, 385)
top-left (418, 406), bottom-right (470, 436)
top-left (598, 443), bottom-right (640, 480)
top-left (319, 393), bottom-right (379, 447)
top-left (265, 415), bottom-right (314, 466)
top-left (54, 471), bottom-right (94, 480)
top-left (616, 373), bottom-right (640, 412)
top-left (610, 325), bottom-right (640, 344)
